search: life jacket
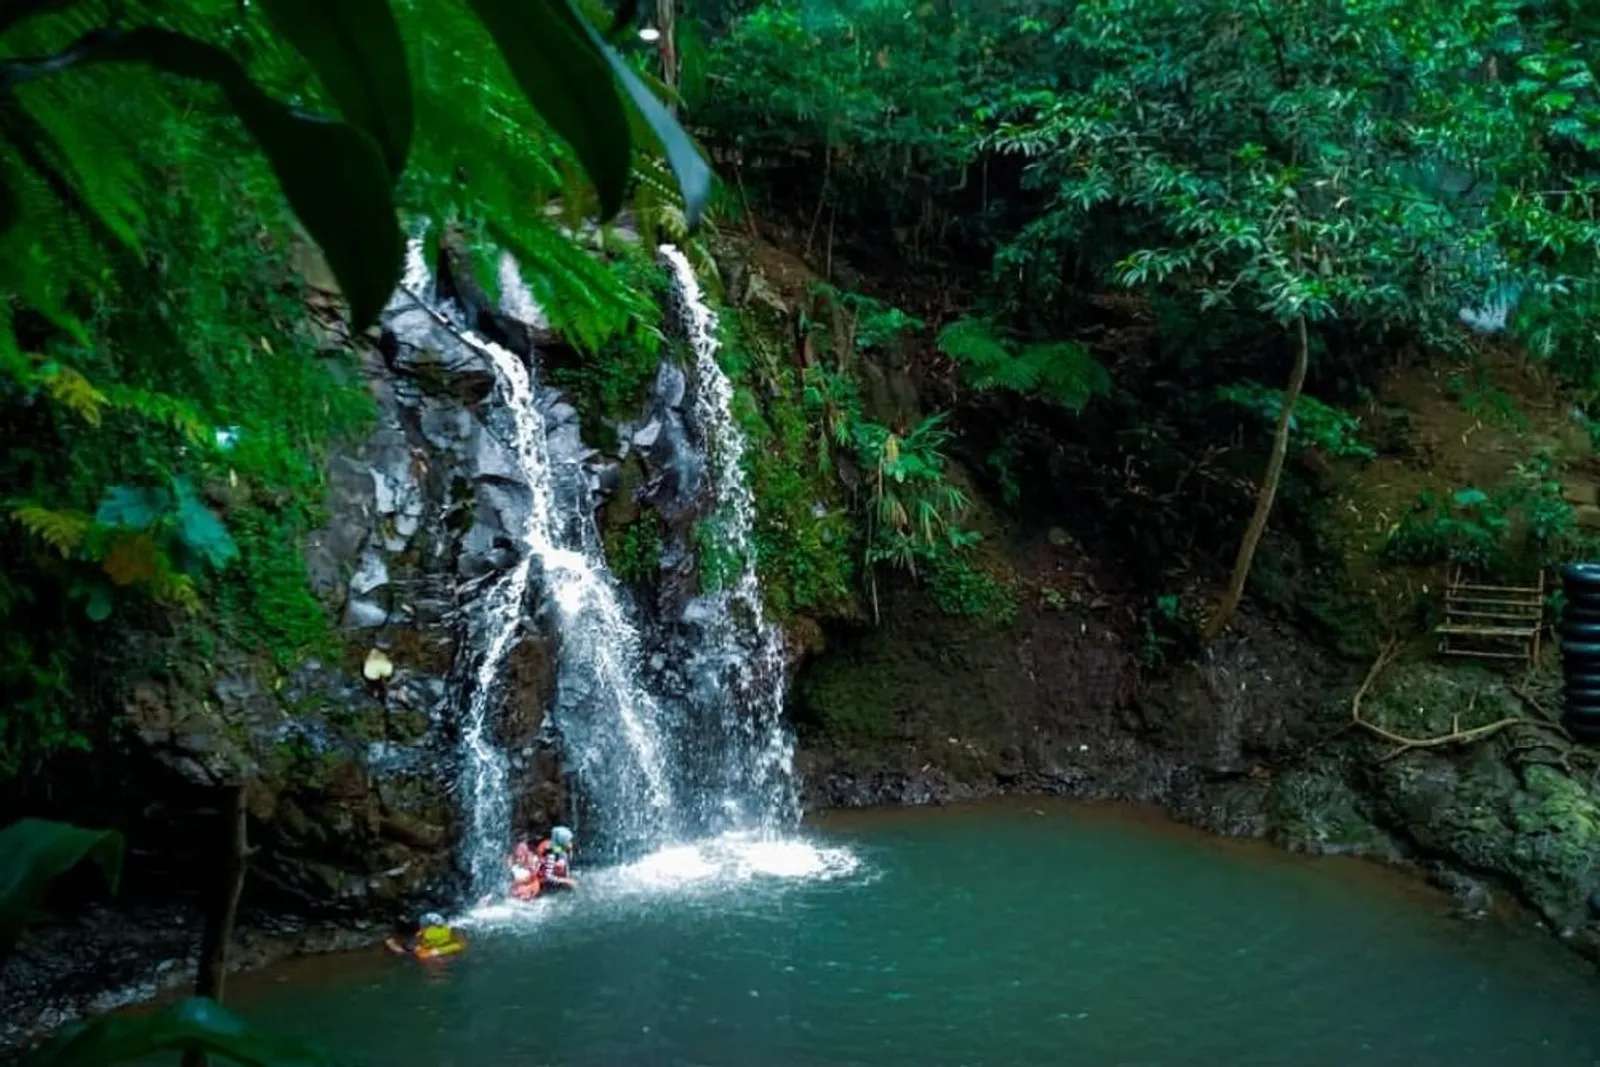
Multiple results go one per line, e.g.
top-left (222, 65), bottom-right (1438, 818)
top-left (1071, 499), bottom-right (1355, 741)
top-left (418, 925), bottom-right (454, 950)
top-left (537, 848), bottom-right (568, 881)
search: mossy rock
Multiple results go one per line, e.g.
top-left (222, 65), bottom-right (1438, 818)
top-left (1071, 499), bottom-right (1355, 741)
top-left (795, 649), bottom-right (901, 744)
top-left (1268, 769), bottom-right (1393, 856)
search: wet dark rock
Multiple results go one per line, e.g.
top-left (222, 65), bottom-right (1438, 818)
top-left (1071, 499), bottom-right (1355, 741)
top-left (1427, 863), bottom-right (1494, 918)
top-left (380, 314), bottom-right (496, 406)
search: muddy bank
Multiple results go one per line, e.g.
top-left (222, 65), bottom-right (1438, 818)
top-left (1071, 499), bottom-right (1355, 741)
top-left (0, 906), bottom-right (388, 1053)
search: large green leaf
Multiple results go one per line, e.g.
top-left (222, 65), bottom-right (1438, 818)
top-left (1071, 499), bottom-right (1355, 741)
top-left (464, 0), bottom-right (631, 219)
top-left (22, 997), bottom-right (338, 1067)
top-left (0, 0), bottom-right (75, 37)
top-left (571, 8), bottom-right (712, 230)
top-left (0, 819), bottom-right (122, 955)
top-left (94, 483), bottom-right (169, 530)
top-left (258, 0), bottom-right (414, 180)
top-left (0, 28), bottom-right (402, 329)
top-left (172, 477), bottom-right (238, 570)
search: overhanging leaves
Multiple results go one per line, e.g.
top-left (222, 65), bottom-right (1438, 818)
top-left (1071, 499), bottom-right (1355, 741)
top-left (94, 483), bottom-right (168, 530)
top-left (21, 997), bottom-right (339, 1067)
top-left (0, 0), bottom-right (75, 38)
top-left (465, 0), bottom-right (632, 220)
top-left (259, 0), bottom-right (414, 180)
top-left (0, 27), bottom-right (402, 329)
top-left (0, 819), bottom-right (122, 955)
top-left (584, 19), bottom-right (712, 230)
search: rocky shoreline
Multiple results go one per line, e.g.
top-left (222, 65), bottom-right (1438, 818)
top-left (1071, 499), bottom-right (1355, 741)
top-left (0, 906), bottom-right (384, 1054)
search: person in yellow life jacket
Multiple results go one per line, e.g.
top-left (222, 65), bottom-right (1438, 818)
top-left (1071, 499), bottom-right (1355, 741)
top-left (386, 912), bottom-right (466, 960)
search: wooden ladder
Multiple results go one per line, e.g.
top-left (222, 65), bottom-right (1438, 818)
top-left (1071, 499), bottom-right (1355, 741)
top-left (1436, 565), bottom-right (1545, 665)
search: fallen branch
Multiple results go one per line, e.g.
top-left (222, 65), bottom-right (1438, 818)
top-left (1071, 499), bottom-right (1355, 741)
top-left (1350, 637), bottom-right (1522, 761)
top-left (1509, 683), bottom-right (1573, 737)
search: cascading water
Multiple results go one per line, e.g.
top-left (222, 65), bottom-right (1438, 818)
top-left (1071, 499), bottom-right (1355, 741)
top-left (657, 244), bottom-right (802, 836)
top-left (483, 255), bottom-right (683, 859)
top-left (394, 238), bottom-right (676, 893)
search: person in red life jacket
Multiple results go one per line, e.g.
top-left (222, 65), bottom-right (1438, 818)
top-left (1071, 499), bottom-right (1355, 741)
top-left (535, 825), bottom-right (578, 892)
top-left (508, 840), bottom-right (540, 900)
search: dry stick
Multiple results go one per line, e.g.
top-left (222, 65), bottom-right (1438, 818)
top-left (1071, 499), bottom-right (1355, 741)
top-left (1349, 637), bottom-right (1522, 761)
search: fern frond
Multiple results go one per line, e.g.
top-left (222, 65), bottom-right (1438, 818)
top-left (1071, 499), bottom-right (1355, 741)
top-left (10, 505), bottom-right (91, 557)
top-left (936, 317), bottom-right (1013, 369)
top-left (39, 365), bottom-right (108, 427)
top-left (937, 318), bottom-right (1108, 410)
top-left (102, 384), bottom-right (213, 444)
top-left (1027, 341), bottom-right (1111, 411)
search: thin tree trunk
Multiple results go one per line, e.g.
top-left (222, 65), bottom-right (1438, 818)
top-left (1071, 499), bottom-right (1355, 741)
top-left (805, 144), bottom-right (832, 257)
top-left (181, 784), bottom-right (250, 1067)
top-left (656, 0), bottom-right (678, 99)
top-left (1202, 315), bottom-right (1310, 639)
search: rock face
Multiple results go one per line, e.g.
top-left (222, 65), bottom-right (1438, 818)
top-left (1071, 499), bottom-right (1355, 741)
top-left (106, 279), bottom-right (570, 919)
top-left (791, 533), bottom-right (1351, 833)
top-left (1354, 663), bottom-right (1600, 956)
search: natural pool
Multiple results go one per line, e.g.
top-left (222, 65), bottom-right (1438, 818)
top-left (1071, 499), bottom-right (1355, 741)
top-left (210, 803), bottom-right (1600, 1067)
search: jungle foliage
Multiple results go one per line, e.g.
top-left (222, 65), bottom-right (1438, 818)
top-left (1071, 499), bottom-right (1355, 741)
top-left (0, 0), bottom-right (705, 779)
top-left (698, 0), bottom-right (1600, 623)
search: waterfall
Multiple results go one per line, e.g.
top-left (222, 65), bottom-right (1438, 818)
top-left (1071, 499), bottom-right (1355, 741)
top-left (394, 239), bottom-right (676, 894)
top-left (658, 244), bottom-right (802, 836)
top-left (486, 256), bottom-right (681, 859)
top-left (391, 233), bottom-right (809, 904)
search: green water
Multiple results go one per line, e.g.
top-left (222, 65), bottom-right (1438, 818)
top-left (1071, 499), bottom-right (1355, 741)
top-left (224, 804), bottom-right (1600, 1067)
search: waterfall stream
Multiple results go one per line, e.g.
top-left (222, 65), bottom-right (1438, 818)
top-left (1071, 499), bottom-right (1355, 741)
top-left (659, 245), bottom-right (801, 836)
top-left (397, 236), bottom-right (803, 899)
top-left (395, 238), bottom-right (674, 892)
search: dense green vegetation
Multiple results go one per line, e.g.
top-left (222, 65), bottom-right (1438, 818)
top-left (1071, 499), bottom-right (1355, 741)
top-left (0, 0), bottom-right (704, 779)
top-left (4, 0), bottom-right (1600, 800)
top-left (695, 0), bottom-right (1600, 634)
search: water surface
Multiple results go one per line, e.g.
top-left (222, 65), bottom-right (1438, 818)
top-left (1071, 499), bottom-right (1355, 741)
top-left (222, 804), bottom-right (1600, 1067)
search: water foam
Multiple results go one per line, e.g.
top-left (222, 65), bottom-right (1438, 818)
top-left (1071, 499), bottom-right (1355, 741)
top-left (455, 833), bottom-right (863, 932)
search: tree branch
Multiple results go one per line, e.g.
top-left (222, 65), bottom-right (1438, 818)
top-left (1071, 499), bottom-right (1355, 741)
top-left (1349, 637), bottom-right (1521, 761)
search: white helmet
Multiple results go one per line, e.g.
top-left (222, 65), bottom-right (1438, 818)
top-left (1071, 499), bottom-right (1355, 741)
top-left (551, 826), bottom-right (574, 848)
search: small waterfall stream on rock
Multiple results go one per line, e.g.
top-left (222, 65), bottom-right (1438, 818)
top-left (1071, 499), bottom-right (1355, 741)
top-left (658, 244), bottom-right (801, 836)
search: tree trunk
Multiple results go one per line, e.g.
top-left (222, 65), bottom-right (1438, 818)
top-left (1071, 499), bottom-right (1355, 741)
top-left (181, 784), bottom-right (251, 1067)
top-left (1202, 315), bottom-right (1310, 639)
top-left (656, 0), bottom-right (678, 99)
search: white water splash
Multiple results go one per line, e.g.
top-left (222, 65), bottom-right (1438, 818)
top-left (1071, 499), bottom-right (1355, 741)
top-left (455, 832), bottom-right (862, 932)
top-left (659, 245), bottom-right (801, 835)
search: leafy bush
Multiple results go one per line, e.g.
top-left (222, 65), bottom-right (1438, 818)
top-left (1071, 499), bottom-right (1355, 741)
top-left (605, 511), bottom-right (665, 586)
top-left (927, 554), bottom-right (1017, 624)
top-left (1384, 459), bottom-right (1583, 578)
top-left (936, 317), bottom-right (1110, 411)
top-left (1216, 383), bottom-right (1376, 461)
